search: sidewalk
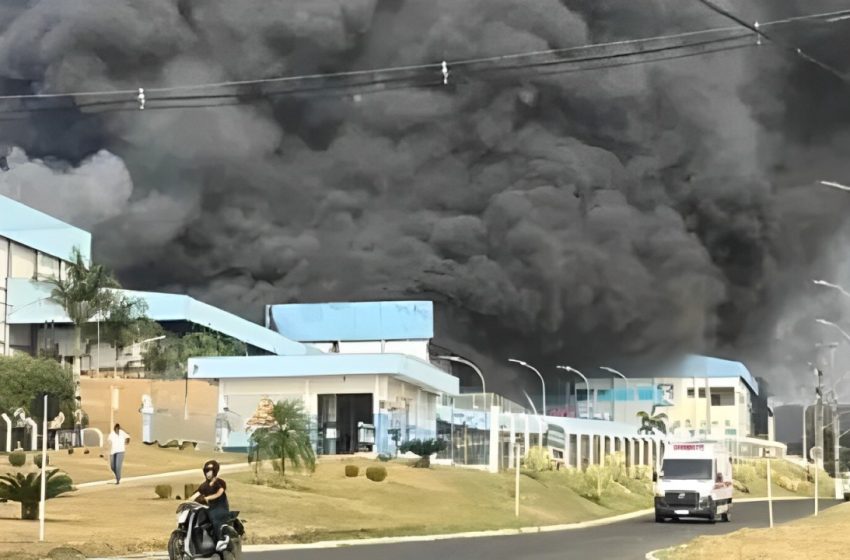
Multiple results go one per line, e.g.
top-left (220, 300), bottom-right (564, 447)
top-left (76, 463), bottom-right (252, 490)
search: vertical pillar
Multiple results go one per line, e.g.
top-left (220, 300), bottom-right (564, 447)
top-left (565, 431), bottom-right (572, 468)
top-left (576, 434), bottom-right (583, 470)
top-left (488, 405), bottom-right (499, 473)
top-left (508, 413), bottom-right (516, 468)
top-left (523, 414), bottom-right (530, 455)
top-left (588, 434), bottom-right (595, 466)
top-left (646, 438), bottom-right (654, 471)
top-left (636, 439), bottom-right (644, 466)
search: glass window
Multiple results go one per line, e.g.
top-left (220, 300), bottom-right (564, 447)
top-left (662, 458), bottom-right (713, 480)
top-left (10, 243), bottom-right (36, 279)
top-left (37, 253), bottom-right (60, 280)
top-left (0, 237), bottom-right (8, 278)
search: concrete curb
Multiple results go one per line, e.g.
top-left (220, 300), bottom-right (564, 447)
top-left (646, 548), bottom-right (665, 560)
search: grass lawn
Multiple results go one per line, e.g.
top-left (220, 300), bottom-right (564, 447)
top-left (0, 457), bottom-right (653, 559)
top-left (659, 501), bottom-right (850, 560)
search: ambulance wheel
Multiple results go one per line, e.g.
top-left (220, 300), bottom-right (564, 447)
top-left (655, 515), bottom-right (665, 523)
top-left (721, 511), bottom-right (730, 522)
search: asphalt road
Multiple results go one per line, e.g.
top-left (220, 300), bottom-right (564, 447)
top-left (243, 499), bottom-right (843, 560)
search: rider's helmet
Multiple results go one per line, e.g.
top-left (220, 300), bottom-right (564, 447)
top-left (203, 459), bottom-right (221, 477)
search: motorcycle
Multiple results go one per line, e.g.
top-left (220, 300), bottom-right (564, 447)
top-left (168, 502), bottom-right (245, 560)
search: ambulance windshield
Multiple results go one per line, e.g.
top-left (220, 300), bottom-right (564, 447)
top-left (662, 459), bottom-right (712, 480)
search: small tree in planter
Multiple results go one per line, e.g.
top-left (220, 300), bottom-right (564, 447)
top-left (399, 438), bottom-right (448, 468)
top-left (0, 469), bottom-right (75, 520)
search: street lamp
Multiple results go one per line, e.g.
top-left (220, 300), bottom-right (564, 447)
top-left (435, 355), bottom-right (486, 402)
top-left (600, 366), bottom-right (629, 422)
top-left (815, 319), bottom-right (850, 344)
top-left (820, 180), bottom-right (850, 192)
top-left (508, 359), bottom-right (546, 416)
top-left (557, 365), bottom-right (591, 420)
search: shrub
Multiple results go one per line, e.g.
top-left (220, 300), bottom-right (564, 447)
top-left (366, 466), bottom-right (387, 482)
top-left (399, 439), bottom-right (448, 468)
top-left (733, 463), bottom-right (757, 484)
top-left (345, 465), bottom-right (359, 478)
top-left (0, 469), bottom-right (75, 520)
top-left (777, 475), bottom-right (799, 492)
top-left (184, 483), bottom-right (199, 498)
top-left (67, 448), bottom-right (74, 455)
top-left (377, 453), bottom-right (392, 462)
top-left (34, 453), bottom-right (49, 468)
top-left (8, 451), bottom-right (26, 467)
top-left (523, 446), bottom-right (552, 472)
top-left (154, 484), bottom-right (172, 499)
top-left (83, 449), bottom-right (90, 455)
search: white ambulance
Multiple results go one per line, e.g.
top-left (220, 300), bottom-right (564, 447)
top-left (653, 441), bottom-right (733, 523)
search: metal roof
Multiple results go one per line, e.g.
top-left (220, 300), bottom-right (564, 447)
top-left (189, 353), bottom-right (460, 395)
top-left (268, 300), bottom-right (434, 342)
top-left (654, 354), bottom-right (759, 395)
top-left (6, 278), bottom-right (315, 356)
top-left (0, 194), bottom-right (91, 263)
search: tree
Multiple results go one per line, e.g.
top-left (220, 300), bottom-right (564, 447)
top-left (143, 331), bottom-right (247, 379)
top-left (637, 411), bottom-right (668, 435)
top-left (0, 355), bottom-right (74, 421)
top-left (248, 399), bottom-right (316, 480)
top-left (399, 438), bottom-right (448, 468)
top-left (97, 293), bottom-right (157, 377)
top-left (0, 469), bottom-right (75, 520)
top-left (45, 247), bottom-right (119, 377)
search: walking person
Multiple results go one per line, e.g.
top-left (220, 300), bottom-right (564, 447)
top-left (106, 423), bottom-right (130, 484)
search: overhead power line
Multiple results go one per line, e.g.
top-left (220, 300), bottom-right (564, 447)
top-left (0, 6), bottom-right (848, 105)
top-left (694, 0), bottom-right (850, 84)
top-left (0, 34), bottom-right (755, 119)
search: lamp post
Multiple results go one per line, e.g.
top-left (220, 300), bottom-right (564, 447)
top-left (557, 365), bottom-right (591, 420)
top-left (435, 355), bottom-right (486, 402)
top-left (508, 359), bottom-right (546, 416)
top-left (600, 366), bottom-right (629, 422)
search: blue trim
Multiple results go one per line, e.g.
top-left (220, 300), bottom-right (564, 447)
top-left (6, 279), bottom-right (314, 356)
top-left (269, 301), bottom-right (434, 342)
top-left (190, 353), bottom-right (460, 395)
top-left (0, 194), bottom-right (91, 263)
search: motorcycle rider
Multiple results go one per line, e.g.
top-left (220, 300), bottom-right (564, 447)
top-left (189, 460), bottom-right (231, 551)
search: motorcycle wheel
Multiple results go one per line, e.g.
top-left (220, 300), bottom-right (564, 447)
top-left (219, 536), bottom-right (242, 560)
top-left (167, 530), bottom-right (186, 560)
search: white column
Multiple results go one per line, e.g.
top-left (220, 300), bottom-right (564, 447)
top-left (508, 413), bottom-right (516, 468)
top-left (646, 438), bottom-right (654, 471)
top-left (565, 431), bottom-right (572, 468)
top-left (599, 435), bottom-right (606, 466)
top-left (576, 434), bottom-right (583, 470)
top-left (523, 414), bottom-right (530, 454)
top-left (488, 405), bottom-right (499, 473)
top-left (588, 434), bottom-right (595, 466)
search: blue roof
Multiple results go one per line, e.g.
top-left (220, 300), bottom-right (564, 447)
top-left (269, 301), bottom-right (434, 342)
top-left (189, 353), bottom-right (460, 395)
top-left (6, 278), bottom-right (315, 356)
top-left (0, 194), bottom-right (92, 263)
top-left (655, 354), bottom-right (759, 395)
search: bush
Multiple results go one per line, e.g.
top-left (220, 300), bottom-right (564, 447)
top-left (345, 465), bottom-right (360, 478)
top-left (399, 439), bottom-right (448, 468)
top-left (34, 453), bottom-right (49, 468)
top-left (154, 484), bottom-right (172, 499)
top-left (184, 483), bottom-right (199, 498)
top-left (377, 453), bottom-right (392, 462)
top-left (733, 463), bottom-right (757, 484)
top-left (67, 448), bottom-right (74, 455)
top-left (8, 451), bottom-right (26, 467)
top-left (366, 466), bottom-right (387, 482)
top-left (523, 447), bottom-right (552, 472)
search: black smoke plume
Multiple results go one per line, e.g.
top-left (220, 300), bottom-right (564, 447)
top-left (3, 1), bottom-right (850, 402)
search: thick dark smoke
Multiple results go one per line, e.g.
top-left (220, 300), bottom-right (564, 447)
top-left (2, 1), bottom-right (850, 402)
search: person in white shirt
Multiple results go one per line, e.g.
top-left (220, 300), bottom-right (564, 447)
top-left (106, 423), bottom-right (130, 484)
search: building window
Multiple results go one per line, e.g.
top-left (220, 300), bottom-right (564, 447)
top-left (0, 236), bottom-right (8, 278)
top-left (9, 242), bottom-right (36, 279)
top-left (37, 252), bottom-right (60, 280)
top-left (687, 388), bottom-right (707, 398)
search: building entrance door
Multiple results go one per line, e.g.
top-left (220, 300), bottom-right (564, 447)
top-left (317, 394), bottom-right (373, 455)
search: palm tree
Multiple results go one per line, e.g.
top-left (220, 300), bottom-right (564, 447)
top-left (248, 399), bottom-right (316, 480)
top-left (45, 247), bottom-right (119, 377)
top-left (0, 469), bottom-right (75, 520)
top-left (637, 410), bottom-right (669, 435)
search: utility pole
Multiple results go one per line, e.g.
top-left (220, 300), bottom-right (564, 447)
top-left (816, 368), bottom-right (825, 469)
